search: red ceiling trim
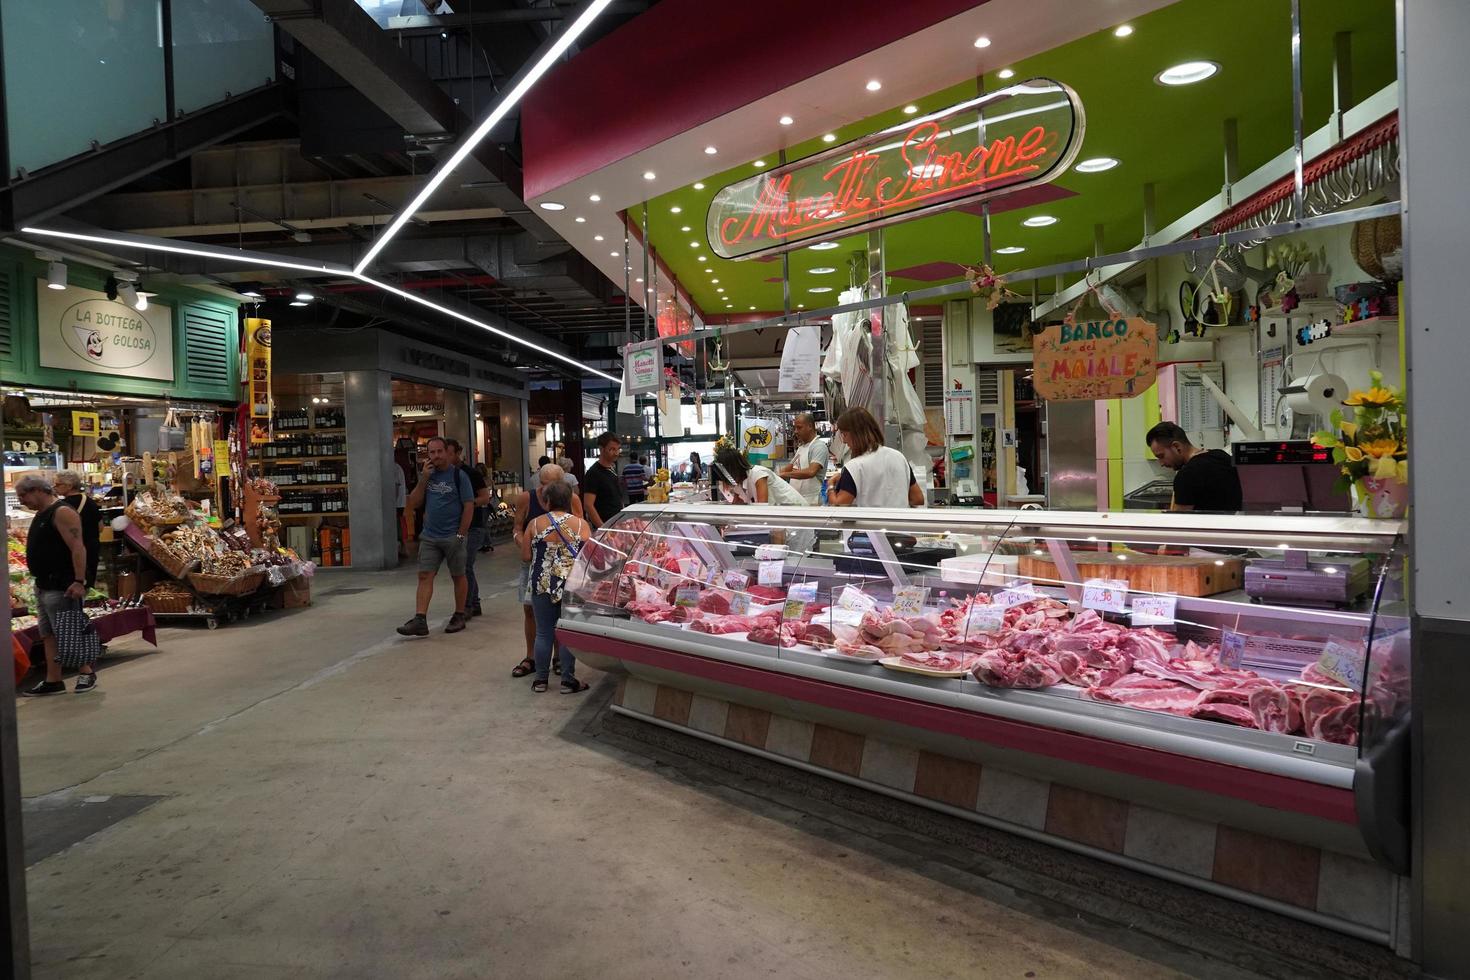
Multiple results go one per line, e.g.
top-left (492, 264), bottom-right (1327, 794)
top-left (522, 0), bottom-right (991, 200)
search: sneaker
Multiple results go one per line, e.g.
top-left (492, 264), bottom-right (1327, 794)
top-left (560, 678), bottom-right (590, 695)
top-left (445, 612), bottom-right (467, 634)
top-left (25, 680), bottom-right (66, 697)
top-left (470, 604), bottom-right (483, 618)
top-left (74, 673), bottom-right (98, 695)
top-left (396, 615), bottom-right (429, 637)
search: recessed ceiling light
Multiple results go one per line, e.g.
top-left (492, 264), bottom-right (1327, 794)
top-left (1022, 215), bottom-right (1058, 227)
top-left (711, 278), bottom-right (720, 283)
top-left (610, 251), bottom-right (620, 256)
top-left (635, 277), bottom-right (644, 283)
top-left (704, 145), bottom-right (718, 155)
top-left (642, 170), bottom-right (656, 180)
top-left (295, 291), bottom-right (315, 301)
top-left (539, 201), bottom-right (565, 211)
top-left (716, 288), bottom-right (725, 293)
top-left (822, 133), bottom-right (837, 142)
top-left (697, 256), bottom-right (707, 262)
top-left (1114, 24), bottom-right (1134, 37)
top-left (753, 159), bottom-right (766, 167)
top-left (670, 205), bottom-right (682, 214)
top-left (809, 241), bottom-right (840, 251)
top-left (589, 193), bottom-right (601, 202)
top-left (974, 36), bottom-right (992, 48)
top-left (680, 225), bottom-right (691, 232)
top-left (574, 216), bottom-right (586, 223)
top-left (693, 182), bottom-right (705, 190)
top-left (809, 266), bottom-right (837, 274)
top-left (749, 306), bottom-right (756, 310)
top-left (779, 115), bottom-right (794, 126)
top-left (690, 241), bottom-right (700, 248)
top-left (797, 303), bottom-right (805, 308)
top-left (290, 300), bottom-right (308, 307)
top-left (903, 105), bottom-right (918, 114)
top-left (995, 246), bottom-right (1026, 254)
top-left (998, 68), bottom-right (1015, 79)
top-left (865, 79), bottom-right (882, 92)
top-left (241, 289), bottom-right (263, 299)
top-left (1156, 61), bottom-right (1219, 86)
top-left (809, 286), bottom-right (833, 293)
top-left (1074, 157), bottom-right (1119, 173)
top-left (594, 234), bottom-right (604, 241)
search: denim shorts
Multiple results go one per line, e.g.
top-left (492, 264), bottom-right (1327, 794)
top-left (418, 536), bottom-right (467, 576)
top-left (35, 589), bottom-right (73, 639)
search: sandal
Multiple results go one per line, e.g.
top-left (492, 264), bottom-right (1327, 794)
top-left (532, 679), bottom-right (549, 693)
top-left (511, 657), bottom-right (535, 678)
top-left (560, 679), bottom-right (590, 695)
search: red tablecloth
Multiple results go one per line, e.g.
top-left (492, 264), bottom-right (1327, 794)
top-left (11, 607), bottom-right (158, 658)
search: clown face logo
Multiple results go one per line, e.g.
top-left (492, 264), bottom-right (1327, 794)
top-left (72, 326), bottom-right (105, 360)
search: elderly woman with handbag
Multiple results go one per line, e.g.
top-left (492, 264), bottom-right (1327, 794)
top-left (519, 479), bottom-right (592, 695)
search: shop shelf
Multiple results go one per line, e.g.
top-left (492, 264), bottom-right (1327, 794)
top-left (279, 512), bottom-right (352, 519)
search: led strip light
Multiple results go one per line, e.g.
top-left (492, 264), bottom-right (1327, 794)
top-left (23, 226), bottom-right (622, 384)
top-left (353, 0), bottom-right (617, 274)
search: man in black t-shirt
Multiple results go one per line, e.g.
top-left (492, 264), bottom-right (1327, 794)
top-left (582, 431), bottom-right (628, 528)
top-left (1145, 421), bottom-right (1243, 513)
top-left (447, 439), bottom-right (493, 616)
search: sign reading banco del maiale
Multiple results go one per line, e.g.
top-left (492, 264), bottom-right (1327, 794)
top-left (36, 282), bottom-right (175, 382)
top-left (706, 78), bottom-right (1084, 260)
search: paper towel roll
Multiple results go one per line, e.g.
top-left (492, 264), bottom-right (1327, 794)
top-left (1281, 373), bottom-right (1346, 417)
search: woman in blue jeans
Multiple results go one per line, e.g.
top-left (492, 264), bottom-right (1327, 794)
top-left (519, 479), bottom-right (591, 694)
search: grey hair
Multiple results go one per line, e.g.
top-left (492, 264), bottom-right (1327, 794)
top-left (555, 455), bottom-right (575, 472)
top-left (14, 474), bottom-right (54, 495)
top-left (53, 470), bottom-right (82, 490)
top-left (795, 412), bottom-right (817, 427)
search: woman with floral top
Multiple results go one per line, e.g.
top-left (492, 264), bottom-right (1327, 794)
top-left (519, 479), bottom-right (592, 694)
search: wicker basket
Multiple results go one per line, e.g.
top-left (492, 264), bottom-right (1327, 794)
top-left (1352, 216), bottom-right (1403, 282)
top-left (149, 543), bottom-right (198, 579)
top-left (125, 500), bottom-right (189, 530)
top-left (142, 589), bottom-right (193, 614)
top-left (187, 569), bottom-right (266, 596)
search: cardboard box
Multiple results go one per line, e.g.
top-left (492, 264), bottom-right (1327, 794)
top-left (282, 577), bottom-right (311, 609)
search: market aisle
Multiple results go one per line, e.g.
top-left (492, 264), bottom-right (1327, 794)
top-left (18, 551), bottom-right (1203, 980)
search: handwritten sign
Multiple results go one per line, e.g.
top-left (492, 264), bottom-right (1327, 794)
top-left (758, 559), bottom-right (784, 586)
top-left (964, 604), bottom-right (1007, 634)
top-left (723, 570), bottom-right (750, 591)
top-left (1130, 595), bottom-right (1177, 627)
top-left (1316, 639), bottom-right (1365, 690)
top-left (837, 585), bottom-right (878, 613)
top-left (674, 586), bottom-right (701, 608)
top-left (826, 606), bottom-right (869, 627)
top-left (1219, 630), bottom-right (1247, 669)
top-left (1081, 578), bottom-right (1129, 613)
top-left (784, 581), bottom-right (818, 620)
top-left (707, 79), bottom-right (1083, 260)
top-left (754, 543), bottom-right (787, 561)
top-left (993, 584), bottom-right (1040, 608)
top-left (1033, 317), bottom-right (1158, 401)
top-left (892, 586), bottom-right (929, 618)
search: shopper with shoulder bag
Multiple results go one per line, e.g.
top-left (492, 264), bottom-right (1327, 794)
top-left (15, 475), bottom-right (98, 696)
top-left (520, 479), bottom-right (591, 695)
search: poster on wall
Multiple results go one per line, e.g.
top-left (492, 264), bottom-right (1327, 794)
top-left (1033, 318), bottom-right (1158, 401)
top-left (741, 417), bottom-right (779, 458)
top-left (36, 282), bottom-right (174, 382)
top-left (777, 324), bottom-right (821, 392)
top-left (624, 338), bottom-right (664, 396)
top-left (246, 317), bottom-right (272, 445)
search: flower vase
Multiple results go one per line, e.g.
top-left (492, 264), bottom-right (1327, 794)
top-left (1354, 477), bottom-right (1409, 519)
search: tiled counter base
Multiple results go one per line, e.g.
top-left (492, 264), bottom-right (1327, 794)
top-left (612, 675), bottom-right (1403, 948)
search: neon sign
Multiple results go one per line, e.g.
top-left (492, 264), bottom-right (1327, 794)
top-left (706, 78), bottom-right (1084, 260)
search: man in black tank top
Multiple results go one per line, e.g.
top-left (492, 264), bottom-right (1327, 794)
top-left (15, 475), bottom-right (93, 696)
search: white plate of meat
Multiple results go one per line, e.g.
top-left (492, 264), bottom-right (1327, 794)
top-left (803, 644), bottom-right (884, 663)
top-left (878, 656), bottom-right (972, 678)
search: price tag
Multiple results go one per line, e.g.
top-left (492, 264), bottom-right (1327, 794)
top-left (891, 585), bottom-right (929, 618)
top-left (826, 606), bottom-right (869, 627)
top-left (783, 581), bottom-right (818, 620)
top-left (992, 583), bottom-right (1039, 608)
top-left (754, 543), bottom-right (787, 561)
top-left (729, 591), bottom-right (751, 616)
top-left (963, 603), bottom-right (1007, 634)
top-left (723, 569), bottom-right (750, 591)
top-left (1130, 595), bottom-right (1177, 627)
top-left (836, 584), bottom-right (877, 612)
top-left (674, 586), bottom-right (701, 608)
top-left (1316, 639), bottom-right (1365, 690)
top-left (758, 559), bottom-right (784, 586)
top-left (1081, 578), bottom-right (1129, 613)
top-left (1219, 630), bottom-right (1247, 669)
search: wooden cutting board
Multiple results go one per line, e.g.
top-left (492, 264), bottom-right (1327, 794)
top-left (1016, 552), bottom-right (1244, 597)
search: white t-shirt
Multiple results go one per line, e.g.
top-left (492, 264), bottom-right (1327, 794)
top-left (740, 465), bottom-right (809, 507)
top-left (842, 446), bottom-right (917, 509)
top-left (788, 437), bottom-right (830, 503)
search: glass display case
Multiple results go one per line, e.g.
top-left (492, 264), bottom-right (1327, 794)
top-left (562, 504), bottom-right (1407, 793)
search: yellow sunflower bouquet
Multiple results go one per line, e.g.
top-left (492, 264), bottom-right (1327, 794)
top-left (1312, 371), bottom-right (1407, 516)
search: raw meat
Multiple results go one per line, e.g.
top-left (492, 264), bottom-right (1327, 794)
top-left (1188, 700), bottom-right (1260, 728)
top-left (745, 584), bottom-right (787, 603)
top-left (1085, 680), bottom-right (1202, 715)
top-left (689, 611), bottom-right (779, 635)
top-left (973, 648), bottom-right (1063, 689)
top-left (800, 623), bottom-right (837, 646)
top-left (1247, 686), bottom-right (1301, 734)
top-left (696, 591), bottom-right (732, 615)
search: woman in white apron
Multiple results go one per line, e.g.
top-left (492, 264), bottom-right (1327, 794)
top-left (828, 407), bottom-right (925, 508)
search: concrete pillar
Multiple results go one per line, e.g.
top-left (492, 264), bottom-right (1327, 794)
top-left (561, 378), bottom-right (585, 479)
top-left (343, 369), bottom-right (396, 570)
top-left (442, 388), bottom-right (471, 453)
top-left (1402, 1), bottom-right (1470, 973)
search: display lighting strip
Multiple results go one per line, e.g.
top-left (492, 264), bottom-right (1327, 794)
top-left (22, 226), bottom-right (621, 384)
top-left (352, 0), bottom-right (617, 275)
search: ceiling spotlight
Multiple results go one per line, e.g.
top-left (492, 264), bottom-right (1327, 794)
top-left (753, 159), bottom-right (767, 167)
top-left (635, 277), bottom-right (644, 283)
top-left (822, 133), bottom-right (837, 142)
top-left (295, 291), bottom-right (315, 301)
top-left (690, 241), bottom-right (700, 248)
top-left (716, 287), bottom-right (725, 293)
top-left (974, 36), bottom-right (992, 48)
top-left (539, 201), bottom-right (566, 211)
top-left (865, 79), bottom-right (882, 92)
top-left (797, 303), bottom-right (805, 309)
top-left (589, 193), bottom-right (601, 202)
top-left (1114, 24), bottom-right (1134, 37)
top-left (290, 300), bottom-right (308, 307)
top-left (704, 145), bottom-right (718, 155)
top-left (241, 289), bottom-right (263, 299)
top-left (998, 68), bottom-right (1015, 79)
top-left (809, 241), bottom-right (840, 251)
top-left (809, 267), bottom-right (837, 274)
top-left (116, 280), bottom-right (139, 307)
top-left (1156, 61), bottom-right (1219, 86)
top-left (594, 234), bottom-right (604, 241)
top-left (680, 225), bottom-right (691, 232)
top-left (809, 286), bottom-right (833, 293)
top-left (670, 206), bottom-right (682, 213)
top-left (610, 251), bottom-right (620, 257)
top-left (902, 105), bottom-right (919, 115)
top-left (1074, 157), bottom-right (1119, 173)
top-left (133, 290), bottom-right (152, 312)
top-left (779, 115), bottom-right (794, 126)
top-left (574, 216), bottom-right (587, 223)
top-left (642, 170), bottom-right (656, 180)
top-left (711, 278), bottom-right (720, 283)
top-left (995, 246), bottom-right (1026, 254)
top-left (693, 182), bottom-right (705, 190)
top-left (749, 306), bottom-right (756, 310)
top-left (1022, 215), bottom-right (1058, 227)
top-left (697, 256), bottom-right (707, 262)
top-left (45, 260), bottom-right (67, 290)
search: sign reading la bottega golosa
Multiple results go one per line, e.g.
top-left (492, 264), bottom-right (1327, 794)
top-left (706, 78), bottom-right (1084, 260)
top-left (37, 282), bottom-right (174, 382)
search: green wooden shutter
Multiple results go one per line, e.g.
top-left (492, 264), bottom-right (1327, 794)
top-left (183, 305), bottom-right (233, 387)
